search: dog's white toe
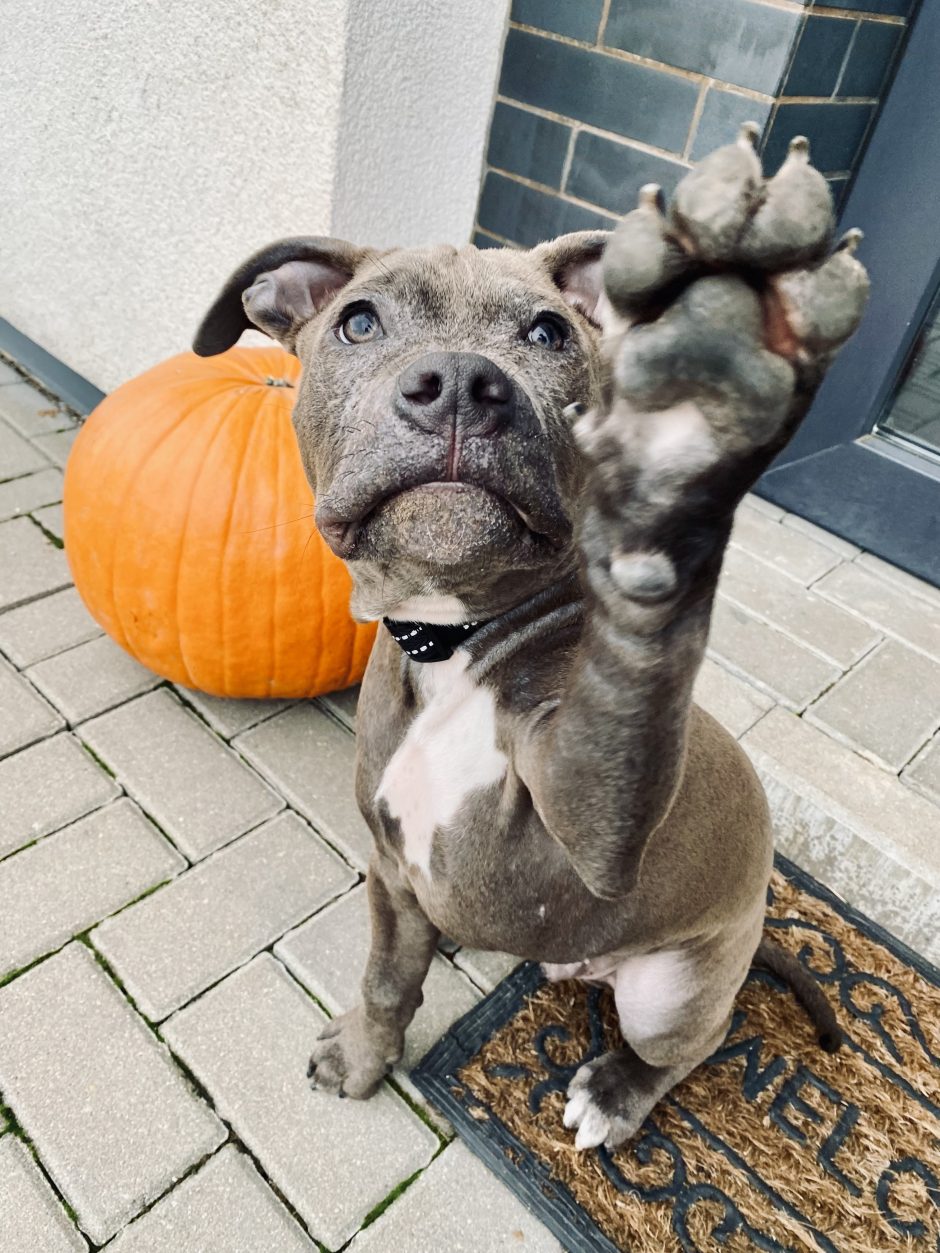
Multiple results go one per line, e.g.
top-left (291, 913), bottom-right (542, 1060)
top-left (563, 1087), bottom-right (591, 1129)
top-left (574, 1104), bottom-right (610, 1151)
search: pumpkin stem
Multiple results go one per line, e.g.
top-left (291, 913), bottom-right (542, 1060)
top-left (265, 377), bottom-right (295, 388)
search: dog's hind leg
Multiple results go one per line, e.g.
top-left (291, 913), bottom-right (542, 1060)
top-left (564, 902), bottom-right (763, 1150)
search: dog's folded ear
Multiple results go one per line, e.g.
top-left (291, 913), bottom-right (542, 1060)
top-left (531, 231), bottom-right (611, 327)
top-left (193, 237), bottom-right (377, 356)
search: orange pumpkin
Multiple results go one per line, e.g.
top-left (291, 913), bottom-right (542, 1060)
top-left (63, 346), bottom-right (376, 698)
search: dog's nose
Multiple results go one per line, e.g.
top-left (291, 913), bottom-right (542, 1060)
top-left (395, 352), bottom-right (513, 438)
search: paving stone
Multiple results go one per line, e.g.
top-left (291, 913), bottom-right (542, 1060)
top-left (452, 946), bottom-right (522, 994)
top-left (94, 812), bottom-right (357, 1020)
top-left (855, 551), bottom-right (940, 612)
top-left (0, 586), bottom-right (101, 667)
top-left (807, 639), bottom-right (940, 771)
top-left (0, 798), bottom-right (184, 980)
top-left (28, 635), bottom-right (161, 725)
top-left (0, 1135), bottom-right (88, 1253)
top-left (0, 733), bottom-right (120, 860)
top-left (0, 358), bottom-right (22, 386)
top-left (707, 598), bottom-right (841, 712)
top-left (347, 1139), bottom-right (563, 1253)
top-left (691, 657), bottom-right (773, 740)
top-left (235, 704), bottom-right (373, 869)
top-left (0, 382), bottom-right (76, 437)
top-left (0, 655), bottom-right (63, 757)
top-left (316, 684), bottom-right (360, 732)
top-left (739, 493), bottom-right (785, 522)
top-left (718, 547), bottom-right (880, 669)
top-left (742, 708), bottom-right (940, 892)
top-left (814, 561), bottom-right (940, 661)
top-left (163, 954), bottom-right (438, 1250)
top-left (729, 507), bottom-right (840, 585)
top-left (106, 1145), bottom-right (315, 1253)
top-left (0, 466), bottom-right (63, 522)
top-left (82, 690), bottom-right (282, 860)
top-left (276, 884), bottom-right (481, 1073)
top-left (31, 428), bottom-right (78, 468)
top-left (0, 419), bottom-right (49, 481)
top-left (175, 686), bottom-right (290, 738)
top-left (0, 517), bottom-right (71, 610)
top-left (32, 501), bottom-right (64, 541)
top-left (904, 734), bottom-right (940, 806)
top-left (0, 945), bottom-right (225, 1245)
top-left (781, 513), bottom-right (860, 560)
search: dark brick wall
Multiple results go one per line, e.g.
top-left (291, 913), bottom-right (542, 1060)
top-left (475, 0), bottom-right (916, 249)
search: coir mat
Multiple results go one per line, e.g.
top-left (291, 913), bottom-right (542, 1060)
top-left (411, 856), bottom-right (940, 1252)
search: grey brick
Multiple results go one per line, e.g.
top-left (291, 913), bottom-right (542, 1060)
top-left (316, 683), bottom-right (360, 733)
top-left (904, 735), bottom-right (940, 806)
top-left (0, 466), bottom-right (63, 522)
top-left (0, 420), bottom-right (48, 481)
top-left (0, 798), bottom-right (184, 980)
top-left (348, 1139), bottom-right (563, 1253)
top-left (814, 561), bottom-right (940, 661)
top-left (0, 945), bottom-right (225, 1245)
top-left (707, 598), bottom-right (841, 711)
top-left (94, 812), bottom-right (357, 1021)
top-left (780, 514), bottom-right (860, 560)
top-left (235, 704), bottom-right (373, 869)
top-left (478, 171), bottom-right (616, 249)
top-left (807, 640), bottom-right (940, 771)
top-left (0, 586), bottom-right (101, 668)
top-left (0, 383), bottom-right (76, 438)
top-left (0, 733), bottom-right (120, 860)
top-left (28, 635), bottom-right (161, 725)
top-left (0, 517), bottom-right (71, 610)
top-left (0, 1135), bottom-right (88, 1253)
top-left (82, 690), bottom-right (282, 860)
top-left (511, 0), bottom-right (604, 43)
top-left (32, 501), bottom-right (64, 541)
top-left (718, 547), bottom-right (880, 669)
top-left (692, 657), bottom-right (773, 739)
top-left (162, 955), bottom-right (438, 1250)
top-left (0, 656), bottom-right (63, 757)
top-left (31, 428), bottom-right (78, 468)
top-left (452, 947), bottom-right (521, 994)
top-left (729, 507), bottom-right (840, 585)
top-left (854, 552), bottom-right (940, 611)
top-left (175, 686), bottom-right (290, 738)
top-left (276, 884), bottom-right (480, 1073)
top-left (106, 1145), bottom-right (315, 1253)
top-left (0, 359), bottom-right (22, 386)
top-left (740, 493), bottom-right (785, 522)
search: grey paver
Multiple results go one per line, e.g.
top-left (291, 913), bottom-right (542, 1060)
top-left (0, 1135), bottom-right (88, 1253)
top-left (0, 382), bottom-right (76, 437)
top-left (0, 798), bottom-right (185, 979)
top-left (32, 501), bottom-right (65, 541)
top-left (718, 547), bottom-right (880, 668)
top-left (0, 466), bottom-right (63, 521)
top-left (729, 506), bottom-right (840, 585)
top-left (0, 516), bottom-right (71, 610)
top-left (0, 419), bottom-right (49, 481)
top-left (175, 686), bottom-right (290, 738)
top-left (814, 560), bottom-right (940, 661)
top-left (94, 811), bottom-right (357, 1020)
top-left (807, 639), bottom-right (940, 771)
top-left (82, 689), bottom-right (282, 860)
top-left (347, 1140), bottom-right (562, 1253)
top-left (739, 492), bottom-right (785, 522)
top-left (780, 513), bottom-right (860, 559)
top-left (453, 946), bottom-right (521, 994)
top-left (904, 733), bottom-right (940, 805)
top-left (0, 358), bottom-right (22, 386)
top-left (707, 597), bottom-right (842, 711)
top-left (276, 883), bottom-right (481, 1072)
top-left (105, 1145), bottom-right (315, 1253)
top-left (855, 551), bottom-right (940, 611)
top-left (28, 635), bottom-right (161, 725)
top-left (316, 683), bottom-right (360, 732)
top-left (31, 428), bottom-right (78, 468)
top-left (0, 655), bottom-right (63, 757)
top-left (235, 703), bottom-right (373, 869)
top-left (692, 656), bottom-right (774, 739)
top-left (0, 733), bottom-right (119, 860)
top-left (0, 945), bottom-right (225, 1245)
top-left (162, 954), bottom-right (438, 1250)
top-left (0, 586), bottom-right (102, 668)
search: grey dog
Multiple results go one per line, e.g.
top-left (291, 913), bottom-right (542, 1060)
top-left (194, 128), bottom-right (867, 1151)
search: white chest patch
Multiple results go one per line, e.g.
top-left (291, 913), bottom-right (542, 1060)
top-left (376, 652), bottom-right (507, 878)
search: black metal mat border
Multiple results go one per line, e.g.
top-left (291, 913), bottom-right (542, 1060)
top-left (410, 853), bottom-right (940, 1253)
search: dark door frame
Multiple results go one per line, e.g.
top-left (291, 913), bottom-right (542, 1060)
top-left (757, 0), bottom-right (940, 587)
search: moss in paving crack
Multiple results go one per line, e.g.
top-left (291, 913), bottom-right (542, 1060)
top-left (77, 739), bottom-right (117, 779)
top-left (355, 1165), bottom-right (427, 1235)
top-left (386, 1076), bottom-right (452, 1148)
top-left (29, 515), bottom-right (63, 549)
top-left (0, 949), bottom-right (56, 991)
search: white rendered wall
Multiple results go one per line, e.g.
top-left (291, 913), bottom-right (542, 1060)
top-left (0, 0), bottom-right (508, 392)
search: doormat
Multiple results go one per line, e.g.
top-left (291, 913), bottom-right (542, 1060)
top-left (411, 857), bottom-right (940, 1252)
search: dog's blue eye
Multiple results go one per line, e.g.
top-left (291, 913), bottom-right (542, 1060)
top-left (338, 307), bottom-right (382, 344)
top-left (527, 317), bottom-right (567, 350)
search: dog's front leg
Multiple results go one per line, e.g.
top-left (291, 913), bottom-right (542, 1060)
top-left (308, 851), bottom-right (439, 1098)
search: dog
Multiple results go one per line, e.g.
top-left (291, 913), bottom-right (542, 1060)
top-left (193, 127), bottom-right (867, 1151)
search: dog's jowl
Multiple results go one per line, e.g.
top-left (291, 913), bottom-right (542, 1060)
top-left (194, 128), bottom-right (867, 1149)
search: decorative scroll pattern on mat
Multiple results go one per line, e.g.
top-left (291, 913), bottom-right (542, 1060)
top-left (412, 858), bottom-right (940, 1253)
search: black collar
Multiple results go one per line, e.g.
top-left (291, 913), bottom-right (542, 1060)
top-left (383, 617), bottom-right (488, 662)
